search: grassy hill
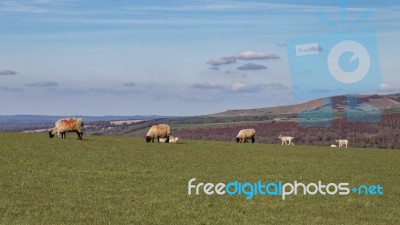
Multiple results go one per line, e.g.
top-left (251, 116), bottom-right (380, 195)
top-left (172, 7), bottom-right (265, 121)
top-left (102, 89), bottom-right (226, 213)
top-left (209, 93), bottom-right (400, 118)
top-left (0, 133), bottom-right (399, 224)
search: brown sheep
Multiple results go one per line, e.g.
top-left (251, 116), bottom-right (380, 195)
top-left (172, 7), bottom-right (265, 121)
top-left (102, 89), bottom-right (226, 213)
top-left (145, 124), bottom-right (172, 143)
top-left (49, 118), bottom-right (84, 140)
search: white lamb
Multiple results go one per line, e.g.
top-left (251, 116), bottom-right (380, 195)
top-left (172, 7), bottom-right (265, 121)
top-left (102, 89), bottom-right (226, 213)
top-left (169, 136), bottom-right (179, 143)
top-left (335, 139), bottom-right (348, 148)
top-left (278, 135), bottom-right (294, 145)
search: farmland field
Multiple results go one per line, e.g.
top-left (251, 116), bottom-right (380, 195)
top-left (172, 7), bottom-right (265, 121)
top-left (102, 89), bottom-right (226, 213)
top-left (0, 132), bottom-right (399, 225)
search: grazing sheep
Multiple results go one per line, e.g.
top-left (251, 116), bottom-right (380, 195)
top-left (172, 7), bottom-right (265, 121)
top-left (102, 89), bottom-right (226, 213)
top-left (145, 124), bottom-right (172, 143)
top-left (49, 118), bottom-right (84, 140)
top-left (236, 129), bottom-right (256, 143)
top-left (335, 139), bottom-right (348, 148)
top-left (278, 135), bottom-right (294, 145)
top-left (331, 144), bottom-right (337, 148)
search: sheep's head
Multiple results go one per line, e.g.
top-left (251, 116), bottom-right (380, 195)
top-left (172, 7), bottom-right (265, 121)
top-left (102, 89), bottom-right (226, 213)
top-left (145, 136), bottom-right (152, 142)
top-left (49, 130), bottom-right (55, 138)
top-left (236, 137), bottom-right (240, 143)
top-left (335, 139), bottom-right (339, 142)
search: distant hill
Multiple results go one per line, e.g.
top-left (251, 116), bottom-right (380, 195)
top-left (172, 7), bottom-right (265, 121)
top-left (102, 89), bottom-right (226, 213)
top-left (209, 93), bottom-right (400, 118)
top-left (0, 115), bottom-right (178, 132)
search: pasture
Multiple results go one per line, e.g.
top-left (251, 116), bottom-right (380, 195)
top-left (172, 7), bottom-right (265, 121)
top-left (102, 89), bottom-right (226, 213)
top-left (0, 132), bottom-right (399, 224)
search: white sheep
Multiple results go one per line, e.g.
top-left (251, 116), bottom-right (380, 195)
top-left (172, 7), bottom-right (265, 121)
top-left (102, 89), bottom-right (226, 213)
top-left (169, 136), bottom-right (179, 143)
top-left (236, 129), bottom-right (256, 143)
top-left (49, 118), bottom-right (84, 140)
top-left (278, 135), bottom-right (294, 145)
top-left (335, 139), bottom-right (348, 148)
top-left (331, 144), bottom-right (337, 148)
top-left (145, 124), bottom-right (172, 143)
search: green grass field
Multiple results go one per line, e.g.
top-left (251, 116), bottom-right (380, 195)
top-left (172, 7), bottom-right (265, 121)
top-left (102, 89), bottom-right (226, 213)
top-left (0, 133), bottom-right (399, 225)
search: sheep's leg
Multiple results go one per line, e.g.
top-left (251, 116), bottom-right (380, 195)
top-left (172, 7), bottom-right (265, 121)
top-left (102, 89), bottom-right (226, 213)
top-left (166, 137), bottom-right (170, 143)
top-left (252, 137), bottom-right (255, 143)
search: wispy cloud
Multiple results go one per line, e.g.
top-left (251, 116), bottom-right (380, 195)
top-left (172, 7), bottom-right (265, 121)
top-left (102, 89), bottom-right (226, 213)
top-left (0, 86), bottom-right (24, 92)
top-left (123, 82), bottom-right (136, 87)
top-left (207, 50), bottom-right (278, 68)
top-left (207, 56), bottom-right (236, 66)
top-left (191, 82), bottom-right (225, 90)
top-left (0, 0), bottom-right (77, 13)
top-left (0, 70), bottom-right (17, 75)
top-left (191, 81), bottom-right (270, 93)
top-left (43, 87), bottom-right (88, 97)
top-left (89, 88), bottom-right (142, 97)
top-left (237, 63), bottom-right (267, 70)
top-left (26, 81), bottom-right (59, 87)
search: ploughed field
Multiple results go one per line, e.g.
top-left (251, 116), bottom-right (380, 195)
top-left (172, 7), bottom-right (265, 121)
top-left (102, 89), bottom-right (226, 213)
top-left (0, 132), bottom-right (399, 225)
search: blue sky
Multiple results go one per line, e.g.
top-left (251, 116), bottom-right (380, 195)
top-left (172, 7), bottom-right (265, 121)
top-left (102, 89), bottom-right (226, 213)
top-left (0, 0), bottom-right (399, 116)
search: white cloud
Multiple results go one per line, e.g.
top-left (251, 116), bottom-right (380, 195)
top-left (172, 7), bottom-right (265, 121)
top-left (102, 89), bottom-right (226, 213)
top-left (229, 82), bottom-right (249, 91)
top-left (236, 50), bottom-right (279, 60)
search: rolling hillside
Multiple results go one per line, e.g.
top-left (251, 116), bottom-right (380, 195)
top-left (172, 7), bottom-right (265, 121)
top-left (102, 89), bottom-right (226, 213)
top-left (209, 93), bottom-right (400, 118)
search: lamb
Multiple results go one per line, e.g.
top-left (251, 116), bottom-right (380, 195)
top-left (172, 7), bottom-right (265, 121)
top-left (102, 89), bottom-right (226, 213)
top-left (279, 135), bottom-right (294, 145)
top-left (158, 137), bottom-right (168, 143)
top-left (159, 136), bottom-right (179, 143)
top-left (49, 118), bottom-right (84, 140)
top-left (335, 139), bottom-right (348, 148)
top-left (145, 124), bottom-right (172, 143)
top-left (169, 136), bottom-right (179, 143)
top-left (236, 129), bottom-right (256, 143)
top-left (331, 144), bottom-right (337, 148)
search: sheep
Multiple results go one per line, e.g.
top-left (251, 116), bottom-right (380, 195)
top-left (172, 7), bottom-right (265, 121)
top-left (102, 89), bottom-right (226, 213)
top-left (145, 124), bottom-right (172, 143)
top-left (49, 118), bottom-right (84, 140)
top-left (169, 136), bottom-right (179, 143)
top-left (159, 137), bottom-right (168, 143)
top-left (236, 129), bottom-right (256, 143)
top-left (159, 136), bottom-right (179, 143)
top-left (278, 135), bottom-right (294, 145)
top-left (331, 144), bottom-right (337, 148)
top-left (335, 139), bottom-right (348, 148)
